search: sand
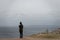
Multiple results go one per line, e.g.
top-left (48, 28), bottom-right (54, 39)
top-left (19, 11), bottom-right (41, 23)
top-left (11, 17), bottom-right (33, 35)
top-left (0, 37), bottom-right (60, 40)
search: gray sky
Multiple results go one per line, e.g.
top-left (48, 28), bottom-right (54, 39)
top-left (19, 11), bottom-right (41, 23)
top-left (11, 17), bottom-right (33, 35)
top-left (0, 0), bottom-right (60, 26)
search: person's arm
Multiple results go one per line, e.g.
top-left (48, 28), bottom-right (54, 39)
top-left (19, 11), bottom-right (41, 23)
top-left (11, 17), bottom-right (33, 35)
top-left (19, 25), bottom-right (21, 29)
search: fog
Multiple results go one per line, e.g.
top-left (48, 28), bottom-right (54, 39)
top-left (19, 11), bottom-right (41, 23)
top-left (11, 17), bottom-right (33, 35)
top-left (0, 0), bottom-right (60, 26)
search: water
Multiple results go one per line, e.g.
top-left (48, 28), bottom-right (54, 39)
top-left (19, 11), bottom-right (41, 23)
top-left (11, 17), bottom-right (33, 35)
top-left (0, 25), bottom-right (60, 38)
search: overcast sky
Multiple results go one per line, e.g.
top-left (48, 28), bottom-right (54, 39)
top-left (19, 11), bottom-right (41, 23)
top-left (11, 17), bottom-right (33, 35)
top-left (0, 0), bottom-right (60, 26)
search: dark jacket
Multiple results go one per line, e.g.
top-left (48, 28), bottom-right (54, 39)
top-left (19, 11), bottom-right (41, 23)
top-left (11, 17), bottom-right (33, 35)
top-left (19, 24), bottom-right (23, 32)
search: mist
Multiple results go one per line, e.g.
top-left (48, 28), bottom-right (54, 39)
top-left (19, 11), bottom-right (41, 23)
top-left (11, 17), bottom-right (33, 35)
top-left (0, 0), bottom-right (60, 27)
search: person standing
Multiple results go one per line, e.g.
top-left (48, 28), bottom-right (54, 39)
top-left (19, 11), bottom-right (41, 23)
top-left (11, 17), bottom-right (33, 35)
top-left (19, 22), bottom-right (23, 38)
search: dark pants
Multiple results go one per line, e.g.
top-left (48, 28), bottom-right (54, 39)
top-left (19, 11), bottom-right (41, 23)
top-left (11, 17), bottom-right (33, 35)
top-left (20, 31), bottom-right (23, 38)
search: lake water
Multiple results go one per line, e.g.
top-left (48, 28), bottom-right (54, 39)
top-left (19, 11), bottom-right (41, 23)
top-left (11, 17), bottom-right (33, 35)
top-left (0, 25), bottom-right (60, 38)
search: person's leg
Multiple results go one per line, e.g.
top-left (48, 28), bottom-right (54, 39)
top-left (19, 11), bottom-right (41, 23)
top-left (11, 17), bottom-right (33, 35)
top-left (21, 32), bottom-right (23, 38)
top-left (19, 32), bottom-right (20, 38)
top-left (20, 32), bottom-right (23, 38)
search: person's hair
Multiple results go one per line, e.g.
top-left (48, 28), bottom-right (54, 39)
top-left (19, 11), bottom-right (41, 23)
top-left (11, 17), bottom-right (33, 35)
top-left (20, 22), bottom-right (22, 24)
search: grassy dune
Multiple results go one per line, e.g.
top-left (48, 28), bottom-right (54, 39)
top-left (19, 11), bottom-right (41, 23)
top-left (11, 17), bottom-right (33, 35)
top-left (30, 28), bottom-right (60, 39)
top-left (30, 34), bottom-right (60, 39)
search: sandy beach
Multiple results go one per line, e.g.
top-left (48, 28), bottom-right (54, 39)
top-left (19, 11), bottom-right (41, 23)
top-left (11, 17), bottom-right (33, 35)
top-left (0, 37), bottom-right (60, 40)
